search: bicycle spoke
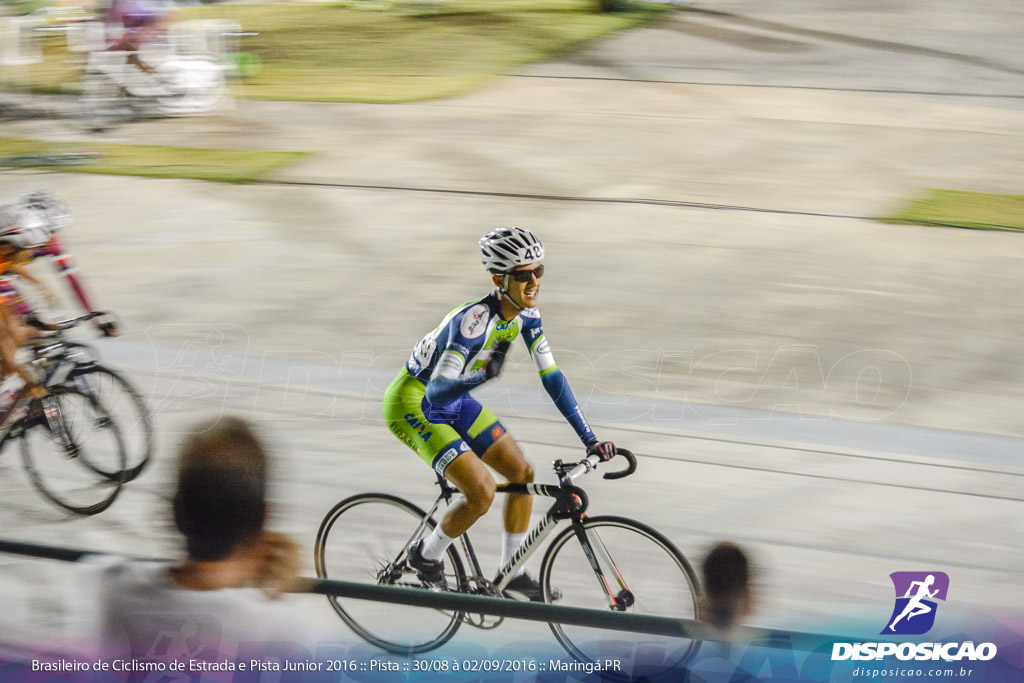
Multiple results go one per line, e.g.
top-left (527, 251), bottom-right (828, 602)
top-left (314, 494), bottom-right (466, 654)
top-left (20, 387), bottom-right (127, 515)
top-left (542, 516), bottom-right (701, 679)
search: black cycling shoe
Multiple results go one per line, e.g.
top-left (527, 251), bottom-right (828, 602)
top-left (407, 540), bottom-right (447, 590)
top-left (504, 572), bottom-right (561, 602)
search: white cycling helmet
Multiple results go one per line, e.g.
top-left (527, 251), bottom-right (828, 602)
top-left (21, 190), bottom-right (71, 232)
top-left (0, 205), bottom-right (52, 250)
top-left (479, 227), bottom-right (544, 274)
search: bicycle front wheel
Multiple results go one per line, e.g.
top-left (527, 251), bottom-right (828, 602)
top-left (540, 516), bottom-right (702, 677)
top-left (19, 386), bottom-right (127, 515)
top-left (67, 365), bottom-right (154, 481)
top-left (314, 493), bottom-right (466, 654)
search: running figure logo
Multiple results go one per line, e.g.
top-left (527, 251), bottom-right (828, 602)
top-left (881, 572), bottom-right (949, 635)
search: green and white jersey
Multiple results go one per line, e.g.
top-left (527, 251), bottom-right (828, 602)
top-left (406, 292), bottom-right (556, 383)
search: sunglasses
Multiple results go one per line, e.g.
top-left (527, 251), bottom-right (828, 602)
top-left (508, 265), bottom-right (545, 282)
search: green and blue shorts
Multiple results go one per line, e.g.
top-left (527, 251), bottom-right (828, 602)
top-left (382, 368), bottom-right (508, 475)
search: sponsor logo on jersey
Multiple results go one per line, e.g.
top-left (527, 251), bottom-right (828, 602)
top-left (460, 304), bottom-right (489, 339)
top-left (403, 413), bottom-right (433, 442)
top-left (494, 318), bottom-right (518, 342)
top-left (433, 443), bottom-right (466, 473)
top-left (389, 422), bottom-right (417, 449)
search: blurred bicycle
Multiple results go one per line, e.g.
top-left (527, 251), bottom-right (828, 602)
top-left (0, 313), bottom-right (130, 516)
top-left (316, 447), bottom-right (703, 676)
top-left (75, 4), bottom-right (255, 131)
top-left (77, 47), bottom-right (227, 130)
top-left (27, 310), bottom-right (154, 482)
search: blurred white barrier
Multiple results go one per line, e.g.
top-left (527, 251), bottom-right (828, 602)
top-left (167, 18), bottom-right (244, 75)
top-left (0, 15), bottom-right (43, 90)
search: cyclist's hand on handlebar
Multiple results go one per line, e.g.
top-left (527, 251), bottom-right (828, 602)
top-left (484, 340), bottom-right (511, 381)
top-left (587, 440), bottom-right (617, 462)
top-left (96, 316), bottom-right (120, 338)
top-left (23, 312), bottom-right (58, 332)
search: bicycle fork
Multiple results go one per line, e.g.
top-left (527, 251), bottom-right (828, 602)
top-left (572, 519), bottom-right (634, 611)
top-left (39, 395), bottom-right (78, 457)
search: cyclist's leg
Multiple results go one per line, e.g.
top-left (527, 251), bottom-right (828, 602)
top-left (382, 369), bottom-right (494, 560)
top-left (437, 451), bottom-right (495, 539)
top-left (481, 434), bottom-right (533, 534)
top-left (444, 394), bottom-right (533, 536)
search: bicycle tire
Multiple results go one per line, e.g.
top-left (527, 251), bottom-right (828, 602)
top-left (540, 516), bottom-right (702, 678)
top-left (66, 365), bottom-right (154, 481)
top-left (315, 493), bottom-right (467, 654)
top-left (76, 71), bottom-right (132, 133)
top-left (19, 385), bottom-right (127, 515)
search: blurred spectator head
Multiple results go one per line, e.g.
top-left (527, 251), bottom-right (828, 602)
top-left (173, 417), bottom-right (269, 562)
top-left (701, 541), bottom-right (755, 633)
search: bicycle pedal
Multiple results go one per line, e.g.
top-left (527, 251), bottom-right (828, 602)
top-left (420, 582), bottom-right (449, 593)
top-left (501, 589), bottom-right (531, 602)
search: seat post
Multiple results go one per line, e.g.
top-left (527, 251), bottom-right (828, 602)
top-left (434, 473), bottom-right (457, 501)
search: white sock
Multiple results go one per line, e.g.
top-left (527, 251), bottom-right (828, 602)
top-left (501, 531), bottom-right (528, 577)
top-left (420, 526), bottom-right (455, 562)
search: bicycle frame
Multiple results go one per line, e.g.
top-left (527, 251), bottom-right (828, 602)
top-left (416, 467), bottom-right (627, 606)
top-left (0, 312), bottom-right (106, 448)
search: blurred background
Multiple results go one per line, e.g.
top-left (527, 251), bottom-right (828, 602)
top-left (1, 0), bottom-right (1022, 661)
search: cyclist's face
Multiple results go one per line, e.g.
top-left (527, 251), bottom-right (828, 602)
top-left (505, 263), bottom-right (543, 309)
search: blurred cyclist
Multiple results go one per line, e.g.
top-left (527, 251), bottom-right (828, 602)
top-left (382, 227), bottom-right (616, 601)
top-left (0, 192), bottom-right (119, 338)
top-left (0, 208), bottom-right (53, 401)
top-left (102, 0), bottom-right (172, 92)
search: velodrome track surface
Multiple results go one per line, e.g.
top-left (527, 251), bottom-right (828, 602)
top-left (1, 0), bottom-right (1023, 653)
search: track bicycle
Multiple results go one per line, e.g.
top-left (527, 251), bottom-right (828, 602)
top-left (26, 311), bottom-right (154, 481)
top-left (0, 320), bottom-right (128, 514)
top-left (77, 49), bottom-right (227, 132)
top-left (315, 448), bottom-right (702, 674)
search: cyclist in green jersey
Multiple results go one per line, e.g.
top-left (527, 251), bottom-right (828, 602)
top-left (383, 227), bottom-right (616, 601)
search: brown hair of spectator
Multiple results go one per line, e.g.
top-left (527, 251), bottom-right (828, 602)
top-left (701, 541), bottom-right (753, 631)
top-left (173, 417), bottom-right (269, 562)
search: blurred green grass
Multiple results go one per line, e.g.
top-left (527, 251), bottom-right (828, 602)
top-left (0, 137), bottom-right (307, 183)
top-left (30, 0), bottom-right (667, 103)
top-left (882, 189), bottom-right (1024, 233)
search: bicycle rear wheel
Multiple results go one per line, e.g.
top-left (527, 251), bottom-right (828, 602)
top-left (540, 516), bottom-right (702, 678)
top-left (314, 493), bottom-right (467, 654)
top-left (19, 386), bottom-right (127, 515)
top-left (76, 71), bottom-right (132, 133)
top-left (67, 365), bottom-right (154, 481)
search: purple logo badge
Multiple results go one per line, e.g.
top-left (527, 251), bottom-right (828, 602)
top-left (881, 572), bottom-right (949, 635)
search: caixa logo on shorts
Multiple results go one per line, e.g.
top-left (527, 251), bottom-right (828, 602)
top-left (882, 571), bottom-right (948, 635)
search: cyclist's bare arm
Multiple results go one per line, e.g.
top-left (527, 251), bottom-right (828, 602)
top-left (0, 302), bottom-right (43, 394)
top-left (7, 262), bottom-right (58, 306)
